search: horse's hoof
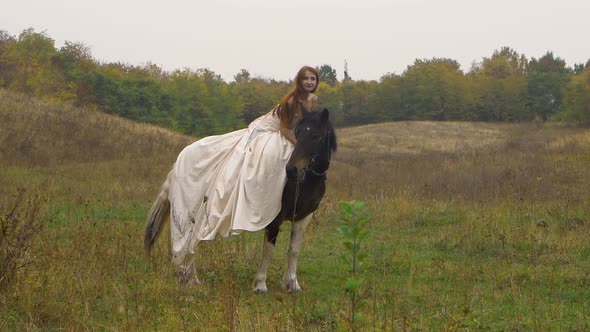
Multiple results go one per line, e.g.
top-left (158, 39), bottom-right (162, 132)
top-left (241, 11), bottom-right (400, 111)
top-left (177, 266), bottom-right (200, 286)
top-left (186, 277), bottom-right (201, 286)
top-left (253, 287), bottom-right (268, 294)
top-left (253, 281), bottom-right (268, 294)
top-left (178, 276), bottom-right (201, 286)
top-left (284, 279), bottom-right (303, 293)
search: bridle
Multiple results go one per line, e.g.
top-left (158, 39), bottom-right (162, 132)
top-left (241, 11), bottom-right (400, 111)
top-left (302, 128), bottom-right (332, 178)
top-left (305, 154), bottom-right (328, 177)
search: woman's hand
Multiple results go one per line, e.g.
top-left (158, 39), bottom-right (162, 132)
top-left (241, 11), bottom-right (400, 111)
top-left (303, 93), bottom-right (318, 112)
top-left (280, 126), bottom-right (297, 145)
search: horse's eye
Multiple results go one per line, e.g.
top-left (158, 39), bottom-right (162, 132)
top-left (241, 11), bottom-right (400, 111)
top-left (312, 134), bottom-right (322, 141)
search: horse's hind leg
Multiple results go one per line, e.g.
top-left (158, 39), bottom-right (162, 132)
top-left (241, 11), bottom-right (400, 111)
top-left (253, 224), bottom-right (280, 293)
top-left (170, 207), bottom-right (200, 285)
top-left (283, 214), bottom-right (313, 292)
top-left (172, 244), bottom-right (200, 286)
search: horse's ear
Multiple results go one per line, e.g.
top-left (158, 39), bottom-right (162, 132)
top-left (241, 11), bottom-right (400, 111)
top-left (321, 108), bottom-right (329, 123)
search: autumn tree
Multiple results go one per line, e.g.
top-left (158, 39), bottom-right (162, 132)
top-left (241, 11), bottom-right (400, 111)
top-left (234, 69), bottom-right (251, 84)
top-left (398, 58), bottom-right (467, 120)
top-left (338, 80), bottom-right (378, 125)
top-left (163, 69), bottom-right (215, 135)
top-left (4, 28), bottom-right (71, 100)
top-left (232, 75), bottom-right (287, 124)
top-left (315, 81), bottom-right (342, 121)
top-left (316, 64), bottom-right (338, 86)
top-left (373, 73), bottom-right (403, 121)
top-left (559, 68), bottom-right (590, 125)
top-left (56, 41), bottom-right (97, 105)
top-left (527, 52), bottom-right (572, 121)
top-left (468, 47), bottom-right (530, 121)
top-left (0, 30), bottom-right (17, 88)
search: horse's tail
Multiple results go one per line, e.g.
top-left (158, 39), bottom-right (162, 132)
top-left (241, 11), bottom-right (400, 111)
top-left (144, 171), bottom-right (172, 256)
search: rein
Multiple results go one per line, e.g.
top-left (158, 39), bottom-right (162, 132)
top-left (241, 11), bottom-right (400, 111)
top-left (291, 172), bottom-right (303, 224)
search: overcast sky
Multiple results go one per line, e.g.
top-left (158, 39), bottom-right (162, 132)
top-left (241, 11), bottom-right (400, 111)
top-left (3, 0), bottom-right (589, 82)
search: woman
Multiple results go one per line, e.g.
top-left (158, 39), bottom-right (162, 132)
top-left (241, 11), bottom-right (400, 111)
top-left (160, 66), bottom-right (319, 272)
top-left (275, 67), bottom-right (319, 144)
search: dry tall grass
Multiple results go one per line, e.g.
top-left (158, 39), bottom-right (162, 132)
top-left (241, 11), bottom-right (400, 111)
top-left (333, 120), bottom-right (590, 204)
top-left (0, 89), bottom-right (193, 168)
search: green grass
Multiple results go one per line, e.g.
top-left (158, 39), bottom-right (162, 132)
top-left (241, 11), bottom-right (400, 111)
top-left (3, 175), bottom-right (590, 330)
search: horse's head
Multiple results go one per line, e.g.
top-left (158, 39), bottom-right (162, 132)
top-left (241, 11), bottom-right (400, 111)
top-left (286, 109), bottom-right (337, 179)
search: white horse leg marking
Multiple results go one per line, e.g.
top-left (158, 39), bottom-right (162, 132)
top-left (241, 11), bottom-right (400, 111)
top-left (175, 260), bottom-right (200, 286)
top-left (283, 214), bottom-right (313, 292)
top-left (253, 236), bottom-right (276, 293)
top-left (170, 204), bottom-right (200, 285)
top-left (172, 245), bottom-right (200, 285)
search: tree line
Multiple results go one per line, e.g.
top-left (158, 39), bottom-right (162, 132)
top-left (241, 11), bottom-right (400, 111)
top-left (1, 28), bottom-right (589, 137)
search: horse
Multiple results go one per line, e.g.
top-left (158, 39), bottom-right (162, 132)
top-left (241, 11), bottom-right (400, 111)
top-left (144, 108), bottom-right (337, 293)
top-left (253, 108), bottom-right (337, 293)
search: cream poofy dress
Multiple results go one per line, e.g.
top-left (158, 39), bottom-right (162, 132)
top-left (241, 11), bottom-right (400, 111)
top-left (167, 108), bottom-right (294, 264)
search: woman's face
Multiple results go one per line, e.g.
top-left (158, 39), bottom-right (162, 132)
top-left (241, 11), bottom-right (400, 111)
top-left (300, 70), bottom-right (317, 93)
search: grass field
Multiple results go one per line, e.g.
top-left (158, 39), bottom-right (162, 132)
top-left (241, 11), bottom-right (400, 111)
top-left (1, 90), bottom-right (590, 330)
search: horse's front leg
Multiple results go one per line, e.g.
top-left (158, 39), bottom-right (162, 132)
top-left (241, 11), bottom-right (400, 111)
top-left (253, 225), bottom-right (280, 293)
top-left (283, 214), bottom-right (313, 292)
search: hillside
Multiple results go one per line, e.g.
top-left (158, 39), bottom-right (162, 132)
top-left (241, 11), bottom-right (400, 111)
top-left (337, 120), bottom-right (590, 156)
top-left (0, 89), bottom-right (193, 168)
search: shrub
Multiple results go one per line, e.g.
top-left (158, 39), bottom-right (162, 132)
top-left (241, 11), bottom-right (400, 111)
top-left (0, 188), bottom-right (47, 292)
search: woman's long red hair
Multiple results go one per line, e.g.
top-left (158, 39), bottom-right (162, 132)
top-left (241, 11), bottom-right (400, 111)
top-left (275, 66), bottom-right (319, 128)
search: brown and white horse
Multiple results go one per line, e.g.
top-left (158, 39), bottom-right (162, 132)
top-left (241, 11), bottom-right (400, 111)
top-left (144, 109), bottom-right (337, 292)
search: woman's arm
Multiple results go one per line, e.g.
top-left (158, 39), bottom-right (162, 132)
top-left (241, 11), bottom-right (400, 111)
top-left (278, 96), bottom-right (297, 144)
top-left (279, 125), bottom-right (297, 145)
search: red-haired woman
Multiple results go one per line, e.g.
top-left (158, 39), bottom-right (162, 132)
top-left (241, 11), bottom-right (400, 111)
top-left (274, 66), bottom-right (319, 144)
top-left (146, 66), bottom-right (320, 283)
